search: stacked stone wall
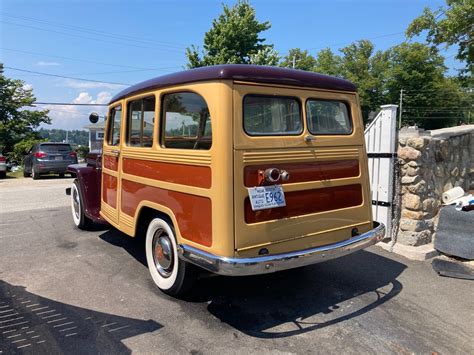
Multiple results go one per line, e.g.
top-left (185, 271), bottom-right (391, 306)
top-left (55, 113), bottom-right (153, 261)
top-left (397, 126), bottom-right (474, 246)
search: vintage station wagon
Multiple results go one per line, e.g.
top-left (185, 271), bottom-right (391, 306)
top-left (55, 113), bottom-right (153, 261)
top-left (67, 65), bottom-right (385, 296)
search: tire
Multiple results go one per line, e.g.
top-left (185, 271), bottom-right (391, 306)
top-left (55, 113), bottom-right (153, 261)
top-left (145, 217), bottom-right (197, 296)
top-left (32, 167), bottom-right (40, 180)
top-left (71, 179), bottom-right (92, 230)
top-left (23, 170), bottom-right (30, 177)
top-left (59, 173), bottom-right (65, 178)
top-left (0, 171), bottom-right (5, 179)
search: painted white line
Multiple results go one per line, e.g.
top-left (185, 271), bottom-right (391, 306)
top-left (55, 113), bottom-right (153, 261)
top-left (0, 321), bottom-right (29, 329)
top-left (20, 301), bottom-right (31, 304)
top-left (37, 309), bottom-right (55, 315)
top-left (0, 313), bottom-right (19, 319)
top-left (2, 329), bottom-right (18, 334)
top-left (47, 317), bottom-right (67, 324)
top-left (42, 313), bottom-right (62, 319)
top-left (7, 334), bottom-right (22, 339)
top-left (0, 317), bottom-right (23, 324)
top-left (59, 326), bottom-right (77, 332)
top-left (108, 325), bottom-right (130, 332)
top-left (101, 322), bottom-right (117, 328)
top-left (65, 332), bottom-right (77, 337)
top-left (25, 304), bottom-right (40, 308)
top-left (11, 338), bottom-right (28, 343)
top-left (17, 344), bottom-right (32, 349)
top-left (31, 306), bottom-right (49, 312)
top-left (53, 321), bottom-right (74, 328)
top-left (36, 340), bottom-right (46, 344)
top-left (30, 335), bottom-right (40, 339)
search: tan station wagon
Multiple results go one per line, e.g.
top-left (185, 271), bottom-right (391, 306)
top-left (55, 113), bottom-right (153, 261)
top-left (67, 65), bottom-right (385, 296)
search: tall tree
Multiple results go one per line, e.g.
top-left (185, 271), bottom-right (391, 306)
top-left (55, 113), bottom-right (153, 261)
top-left (384, 42), bottom-right (466, 129)
top-left (313, 48), bottom-right (344, 77)
top-left (185, 0), bottom-right (273, 68)
top-left (280, 48), bottom-right (316, 71)
top-left (406, 0), bottom-right (473, 77)
top-left (0, 68), bottom-right (50, 154)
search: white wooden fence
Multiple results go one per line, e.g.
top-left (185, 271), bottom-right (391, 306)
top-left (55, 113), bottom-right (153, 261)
top-left (364, 105), bottom-right (398, 239)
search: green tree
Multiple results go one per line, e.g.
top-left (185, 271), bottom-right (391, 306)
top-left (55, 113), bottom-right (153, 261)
top-left (313, 48), bottom-right (344, 76)
top-left (280, 48), bottom-right (316, 71)
top-left (249, 47), bottom-right (280, 66)
top-left (9, 137), bottom-right (46, 165)
top-left (0, 69), bottom-right (50, 155)
top-left (406, 0), bottom-right (473, 77)
top-left (383, 42), bottom-right (466, 129)
top-left (185, 0), bottom-right (272, 68)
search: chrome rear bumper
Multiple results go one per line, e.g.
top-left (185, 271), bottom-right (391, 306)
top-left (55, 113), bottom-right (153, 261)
top-left (178, 222), bottom-right (385, 276)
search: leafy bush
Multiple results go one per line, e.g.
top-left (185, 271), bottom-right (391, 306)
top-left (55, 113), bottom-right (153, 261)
top-left (8, 138), bottom-right (47, 165)
top-left (75, 145), bottom-right (90, 160)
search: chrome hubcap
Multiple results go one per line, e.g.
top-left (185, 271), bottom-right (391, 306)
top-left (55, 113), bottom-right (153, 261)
top-left (72, 187), bottom-right (80, 219)
top-left (152, 231), bottom-right (173, 278)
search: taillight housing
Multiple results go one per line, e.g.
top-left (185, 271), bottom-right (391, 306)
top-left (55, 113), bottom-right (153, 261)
top-left (34, 152), bottom-right (47, 158)
top-left (0, 156), bottom-right (5, 162)
top-left (69, 151), bottom-right (77, 158)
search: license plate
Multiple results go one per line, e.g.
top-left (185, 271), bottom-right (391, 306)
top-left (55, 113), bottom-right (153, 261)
top-left (55, 156), bottom-right (63, 161)
top-left (247, 185), bottom-right (286, 211)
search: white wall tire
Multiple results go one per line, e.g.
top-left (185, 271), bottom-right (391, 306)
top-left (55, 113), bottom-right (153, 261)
top-left (145, 217), bottom-right (197, 296)
top-left (71, 180), bottom-right (92, 230)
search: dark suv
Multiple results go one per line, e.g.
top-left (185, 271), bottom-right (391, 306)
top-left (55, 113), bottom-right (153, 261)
top-left (24, 143), bottom-right (78, 179)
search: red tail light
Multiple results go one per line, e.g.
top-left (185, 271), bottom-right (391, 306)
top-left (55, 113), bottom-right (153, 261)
top-left (69, 151), bottom-right (77, 158)
top-left (0, 156), bottom-right (5, 162)
top-left (34, 152), bottom-right (47, 158)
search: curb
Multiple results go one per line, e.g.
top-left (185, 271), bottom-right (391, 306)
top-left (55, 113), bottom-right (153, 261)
top-left (377, 241), bottom-right (439, 261)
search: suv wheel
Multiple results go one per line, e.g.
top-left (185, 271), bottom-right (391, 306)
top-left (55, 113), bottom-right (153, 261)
top-left (32, 168), bottom-right (40, 180)
top-left (145, 217), bottom-right (197, 296)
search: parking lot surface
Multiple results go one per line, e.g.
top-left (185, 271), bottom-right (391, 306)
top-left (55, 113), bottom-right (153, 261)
top-left (0, 178), bottom-right (473, 354)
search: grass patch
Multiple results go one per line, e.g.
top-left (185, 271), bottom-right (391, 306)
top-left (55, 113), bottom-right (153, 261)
top-left (6, 170), bottom-right (24, 179)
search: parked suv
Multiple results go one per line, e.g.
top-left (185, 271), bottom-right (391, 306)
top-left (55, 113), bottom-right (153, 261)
top-left (24, 143), bottom-right (78, 179)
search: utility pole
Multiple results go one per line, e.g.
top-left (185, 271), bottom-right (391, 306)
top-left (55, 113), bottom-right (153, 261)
top-left (398, 89), bottom-right (404, 129)
top-left (292, 55), bottom-right (296, 69)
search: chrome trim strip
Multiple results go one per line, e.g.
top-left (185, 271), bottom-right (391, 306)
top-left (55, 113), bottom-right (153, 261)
top-left (178, 222), bottom-right (385, 276)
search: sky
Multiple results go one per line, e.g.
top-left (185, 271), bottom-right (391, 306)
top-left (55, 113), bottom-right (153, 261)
top-left (0, 0), bottom-right (461, 131)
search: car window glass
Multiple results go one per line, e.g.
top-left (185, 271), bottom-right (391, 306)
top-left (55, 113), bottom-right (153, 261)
top-left (127, 96), bottom-right (155, 147)
top-left (161, 92), bottom-right (212, 150)
top-left (306, 100), bottom-right (352, 135)
top-left (108, 106), bottom-right (122, 146)
top-left (243, 95), bottom-right (302, 136)
top-left (40, 144), bottom-right (72, 153)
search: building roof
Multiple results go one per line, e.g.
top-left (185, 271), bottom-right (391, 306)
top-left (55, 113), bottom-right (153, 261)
top-left (110, 65), bottom-right (357, 103)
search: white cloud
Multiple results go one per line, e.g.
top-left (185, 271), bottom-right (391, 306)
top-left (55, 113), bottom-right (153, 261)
top-left (62, 79), bottom-right (126, 90)
top-left (37, 61), bottom-right (61, 66)
top-left (40, 91), bottom-right (111, 130)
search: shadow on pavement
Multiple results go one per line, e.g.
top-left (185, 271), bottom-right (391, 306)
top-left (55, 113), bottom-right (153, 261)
top-left (0, 281), bottom-right (162, 354)
top-left (99, 229), bottom-right (406, 339)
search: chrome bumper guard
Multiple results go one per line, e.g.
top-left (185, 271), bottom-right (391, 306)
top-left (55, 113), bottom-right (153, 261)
top-left (178, 222), bottom-right (385, 276)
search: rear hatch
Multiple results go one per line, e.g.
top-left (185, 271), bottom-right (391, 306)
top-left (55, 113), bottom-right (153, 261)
top-left (233, 83), bottom-right (373, 257)
top-left (39, 144), bottom-right (76, 163)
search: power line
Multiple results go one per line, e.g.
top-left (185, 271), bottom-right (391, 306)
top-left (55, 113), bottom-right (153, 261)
top-left (1, 12), bottom-right (187, 49)
top-left (1, 47), bottom-right (182, 72)
top-left (4, 66), bottom-right (131, 86)
top-left (306, 31), bottom-right (406, 51)
top-left (0, 20), bottom-right (184, 54)
top-left (34, 102), bottom-right (108, 106)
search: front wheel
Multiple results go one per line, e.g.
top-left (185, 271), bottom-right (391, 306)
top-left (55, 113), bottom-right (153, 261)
top-left (71, 180), bottom-right (92, 229)
top-left (145, 218), bottom-right (197, 296)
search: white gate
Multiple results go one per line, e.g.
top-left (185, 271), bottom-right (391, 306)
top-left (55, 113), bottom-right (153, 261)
top-left (364, 105), bottom-right (398, 239)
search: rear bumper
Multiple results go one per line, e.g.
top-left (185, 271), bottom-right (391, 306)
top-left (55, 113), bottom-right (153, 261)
top-left (36, 161), bottom-right (74, 173)
top-left (179, 221), bottom-right (385, 276)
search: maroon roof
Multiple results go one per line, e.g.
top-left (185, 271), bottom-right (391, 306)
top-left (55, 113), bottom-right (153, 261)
top-left (110, 64), bottom-right (356, 103)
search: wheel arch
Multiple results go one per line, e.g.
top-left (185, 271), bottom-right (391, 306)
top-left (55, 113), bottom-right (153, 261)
top-left (133, 201), bottom-right (182, 243)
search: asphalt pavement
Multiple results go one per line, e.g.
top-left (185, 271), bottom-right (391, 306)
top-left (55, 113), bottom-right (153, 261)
top-left (0, 177), bottom-right (473, 354)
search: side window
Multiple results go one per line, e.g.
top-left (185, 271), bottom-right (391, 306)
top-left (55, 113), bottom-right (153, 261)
top-left (243, 95), bottom-right (302, 136)
top-left (107, 105), bottom-right (122, 146)
top-left (161, 92), bottom-right (212, 150)
top-left (127, 96), bottom-right (155, 147)
top-left (306, 100), bottom-right (352, 135)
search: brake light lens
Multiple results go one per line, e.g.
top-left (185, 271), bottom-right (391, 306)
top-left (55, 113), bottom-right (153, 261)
top-left (0, 156), bottom-right (5, 162)
top-left (69, 151), bottom-right (77, 158)
top-left (34, 152), bottom-right (47, 158)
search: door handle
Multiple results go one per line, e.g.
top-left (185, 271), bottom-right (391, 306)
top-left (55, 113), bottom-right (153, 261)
top-left (304, 135), bottom-right (316, 142)
top-left (109, 149), bottom-right (120, 157)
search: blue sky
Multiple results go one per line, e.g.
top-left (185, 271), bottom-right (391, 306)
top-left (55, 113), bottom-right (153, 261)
top-left (1, 0), bottom-right (460, 130)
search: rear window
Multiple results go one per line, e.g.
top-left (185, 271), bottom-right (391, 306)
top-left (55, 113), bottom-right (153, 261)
top-left (243, 95), bottom-right (302, 136)
top-left (306, 100), bottom-right (352, 135)
top-left (40, 144), bottom-right (72, 153)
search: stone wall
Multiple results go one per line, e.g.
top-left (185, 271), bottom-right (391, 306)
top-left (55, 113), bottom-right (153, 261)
top-left (397, 125), bottom-right (474, 246)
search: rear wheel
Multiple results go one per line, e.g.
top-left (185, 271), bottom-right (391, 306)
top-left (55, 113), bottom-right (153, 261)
top-left (32, 167), bottom-right (40, 180)
top-left (59, 173), bottom-right (65, 178)
top-left (71, 180), bottom-right (92, 229)
top-left (145, 217), bottom-right (197, 296)
top-left (0, 171), bottom-right (5, 179)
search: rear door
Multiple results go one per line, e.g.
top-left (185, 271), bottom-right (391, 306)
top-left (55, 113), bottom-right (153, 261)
top-left (233, 83), bottom-right (373, 256)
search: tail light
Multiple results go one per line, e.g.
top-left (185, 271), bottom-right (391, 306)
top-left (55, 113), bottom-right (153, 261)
top-left (69, 151), bottom-right (77, 158)
top-left (0, 156), bottom-right (5, 162)
top-left (34, 152), bottom-right (47, 158)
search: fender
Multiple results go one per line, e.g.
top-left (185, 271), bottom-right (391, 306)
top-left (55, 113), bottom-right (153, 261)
top-left (66, 152), bottom-right (108, 224)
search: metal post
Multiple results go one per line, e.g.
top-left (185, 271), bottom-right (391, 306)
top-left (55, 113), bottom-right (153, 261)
top-left (292, 55), bottom-right (296, 69)
top-left (398, 89), bottom-right (403, 129)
